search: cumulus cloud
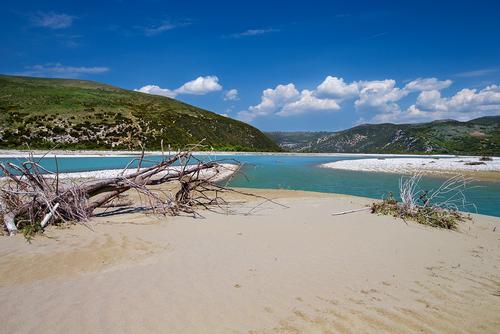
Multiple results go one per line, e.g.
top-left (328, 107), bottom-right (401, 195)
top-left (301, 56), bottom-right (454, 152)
top-left (175, 76), bottom-right (222, 95)
top-left (316, 76), bottom-right (359, 98)
top-left (135, 85), bottom-right (177, 98)
top-left (355, 79), bottom-right (407, 113)
top-left (224, 89), bottom-right (239, 101)
top-left (278, 90), bottom-right (340, 116)
top-left (240, 76), bottom-right (453, 122)
top-left (352, 77), bottom-right (452, 113)
top-left (31, 12), bottom-right (76, 29)
top-left (372, 85), bottom-right (500, 123)
top-left (238, 74), bottom-right (497, 124)
top-left (135, 75), bottom-right (223, 99)
top-left (349, 77), bottom-right (453, 119)
top-left (416, 85), bottom-right (500, 115)
top-left (17, 63), bottom-right (109, 78)
top-left (238, 84), bottom-right (300, 121)
top-left (238, 82), bottom-right (343, 121)
top-left (416, 90), bottom-right (445, 110)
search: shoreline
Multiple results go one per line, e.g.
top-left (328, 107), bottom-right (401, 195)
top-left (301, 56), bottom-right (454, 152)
top-left (0, 148), bottom-right (497, 159)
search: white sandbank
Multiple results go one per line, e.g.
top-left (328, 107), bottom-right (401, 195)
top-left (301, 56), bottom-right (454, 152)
top-left (50, 163), bottom-right (239, 182)
top-left (321, 156), bottom-right (500, 175)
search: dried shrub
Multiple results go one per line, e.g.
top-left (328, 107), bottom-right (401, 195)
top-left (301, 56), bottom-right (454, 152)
top-left (371, 173), bottom-right (475, 229)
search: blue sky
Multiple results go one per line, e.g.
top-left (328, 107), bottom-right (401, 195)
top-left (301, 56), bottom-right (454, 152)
top-left (1, 0), bottom-right (500, 131)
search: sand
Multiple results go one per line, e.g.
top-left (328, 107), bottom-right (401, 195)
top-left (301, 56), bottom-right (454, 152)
top-left (1, 188), bottom-right (499, 333)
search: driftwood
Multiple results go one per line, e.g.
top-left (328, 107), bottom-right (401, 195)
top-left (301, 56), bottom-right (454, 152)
top-left (331, 207), bottom-right (370, 216)
top-left (40, 202), bottom-right (59, 228)
top-left (0, 150), bottom-right (241, 236)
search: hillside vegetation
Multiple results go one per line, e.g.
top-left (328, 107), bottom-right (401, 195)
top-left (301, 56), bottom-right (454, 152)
top-left (266, 117), bottom-right (500, 155)
top-left (0, 75), bottom-right (279, 151)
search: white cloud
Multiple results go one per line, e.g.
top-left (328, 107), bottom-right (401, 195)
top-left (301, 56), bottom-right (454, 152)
top-left (404, 77), bottom-right (452, 91)
top-left (31, 12), bottom-right (76, 29)
top-left (224, 89), bottom-right (239, 101)
top-left (140, 20), bottom-right (191, 36)
top-left (240, 76), bottom-right (453, 123)
top-left (316, 76), bottom-right (359, 98)
top-left (278, 90), bottom-right (340, 116)
top-left (373, 85), bottom-right (500, 123)
top-left (238, 82), bottom-right (342, 121)
top-left (315, 76), bottom-right (451, 114)
top-left (237, 74), bottom-right (499, 124)
top-left (416, 90), bottom-right (446, 110)
top-left (425, 85), bottom-right (500, 114)
top-left (355, 79), bottom-right (407, 113)
top-left (135, 75), bottom-right (223, 99)
top-left (238, 84), bottom-right (300, 121)
top-left (143, 22), bottom-right (177, 36)
top-left (355, 77), bottom-right (452, 115)
top-left (135, 85), bottom-right (177, 98)
top-left (454, 68), bottom-right (498, 78)
top-left (18, 63), bottom-right (109, 78)
top-left (175, 76), bottom-right (222, 95)
top-left (227, 28), bottom-right (279, 38)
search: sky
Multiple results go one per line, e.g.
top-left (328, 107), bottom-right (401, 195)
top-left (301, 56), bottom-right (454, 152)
top-left (1, 0), bottom-right (500, 131)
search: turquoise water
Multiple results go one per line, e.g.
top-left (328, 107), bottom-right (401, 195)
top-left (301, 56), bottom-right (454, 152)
top-left (1, 154), bottom-right (499, 217)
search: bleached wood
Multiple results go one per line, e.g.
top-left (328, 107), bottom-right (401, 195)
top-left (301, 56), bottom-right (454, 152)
top-left (331, 207), bottom-right (370, 216)
top-left (41, 203), bottom-right (60, 228)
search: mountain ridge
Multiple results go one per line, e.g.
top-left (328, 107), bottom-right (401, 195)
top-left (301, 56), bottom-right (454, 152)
top-left (266, 116), bottom-right (500, 155)
top-left (0, 75), bottom-right (280, 152)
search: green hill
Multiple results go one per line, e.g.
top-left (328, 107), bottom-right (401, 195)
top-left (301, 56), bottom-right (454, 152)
top-left (0, 75), bottom-right (279, 151)
top-left (266, 117), bottom-right (500, 155)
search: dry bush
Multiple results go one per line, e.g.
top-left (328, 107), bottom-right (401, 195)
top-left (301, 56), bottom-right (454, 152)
top-left (371, 173), bottom-right (475, 229)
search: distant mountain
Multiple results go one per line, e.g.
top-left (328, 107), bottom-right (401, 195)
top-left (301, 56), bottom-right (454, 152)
top-left (0, 75), bottom-right (280, 152)
top-left (266, 116), bottom-right (500, 155)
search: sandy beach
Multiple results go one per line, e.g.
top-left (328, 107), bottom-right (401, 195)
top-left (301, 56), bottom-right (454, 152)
top-left (1, 188), bottom-right (499, 333)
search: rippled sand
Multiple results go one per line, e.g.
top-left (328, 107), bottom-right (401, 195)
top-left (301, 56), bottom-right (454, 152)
top-left (1, 188), bottom-right (499, 333)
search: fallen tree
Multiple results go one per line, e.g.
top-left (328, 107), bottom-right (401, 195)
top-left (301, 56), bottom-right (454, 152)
top-left (0, 150), bottom-right (241, 236)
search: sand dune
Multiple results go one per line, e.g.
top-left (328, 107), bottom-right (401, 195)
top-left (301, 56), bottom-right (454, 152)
top-left (1, 189), bottom-right (499, 333)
